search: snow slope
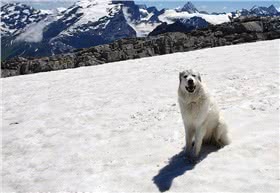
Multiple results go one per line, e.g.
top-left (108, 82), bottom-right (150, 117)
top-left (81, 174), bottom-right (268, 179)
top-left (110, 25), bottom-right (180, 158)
top-left (2, 40), bottom-right (279, 192)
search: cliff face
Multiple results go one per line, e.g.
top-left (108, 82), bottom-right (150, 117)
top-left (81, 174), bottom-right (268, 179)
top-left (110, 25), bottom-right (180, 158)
top-left (2, 16), bottom-right (280, 78)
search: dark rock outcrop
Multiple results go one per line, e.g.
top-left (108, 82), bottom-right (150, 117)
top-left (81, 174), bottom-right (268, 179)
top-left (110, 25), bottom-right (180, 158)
top-left (2, 16), bottom-right (280, 78)
top-left (149, 21), bottom-right (194, 36)
top-left (149, 17), bottom-right (209, 36)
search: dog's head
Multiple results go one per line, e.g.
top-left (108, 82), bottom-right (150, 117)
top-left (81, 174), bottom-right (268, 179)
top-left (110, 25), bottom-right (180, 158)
top-left (179, 69), bottom-right (202, 94)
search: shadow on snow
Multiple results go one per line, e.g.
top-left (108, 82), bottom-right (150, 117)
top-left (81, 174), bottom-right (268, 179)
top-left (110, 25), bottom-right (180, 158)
top-left (153, 144), bottom-right (220, 192)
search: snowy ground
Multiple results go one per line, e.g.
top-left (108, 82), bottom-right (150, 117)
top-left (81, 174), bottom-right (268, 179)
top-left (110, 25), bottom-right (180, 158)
top-left (1, 40), bottom-right (279, 192)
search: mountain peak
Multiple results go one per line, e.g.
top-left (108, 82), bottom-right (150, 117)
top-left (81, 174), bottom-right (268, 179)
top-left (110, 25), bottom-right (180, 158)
top-left (268, 4), bottom-right (276, 9)
top-left (250, 4), bottom-right (279, 15)
top-left (179, 1), bottom-right (198, 13)
top-left (267, 4), bottom-right (279, 14)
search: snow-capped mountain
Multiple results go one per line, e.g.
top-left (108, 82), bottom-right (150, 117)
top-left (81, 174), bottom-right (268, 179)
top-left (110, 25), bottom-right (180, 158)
top-left (1, 1), bottom-right (279, 60)
top-left (250, 5), bottom-right (279, 16)
top-left (1, 3), bottom-right (48, 37)
top-left (232, 4), bottom-right (280, 17)
top-left (43, 0), bottom-right (137, 53)
top-left (1, 0), bottom-right (162, 60)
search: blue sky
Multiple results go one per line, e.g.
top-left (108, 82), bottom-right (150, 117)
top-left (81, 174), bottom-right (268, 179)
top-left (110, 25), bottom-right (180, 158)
top-left (2, 1), bottom-right (280, 13)
top-left (136, 1), bottom-right (280, 12)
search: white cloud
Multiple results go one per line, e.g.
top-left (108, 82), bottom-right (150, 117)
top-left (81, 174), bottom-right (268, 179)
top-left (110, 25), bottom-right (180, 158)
top-left (159, 9), bottom-right (231, 25)
top-left (15, 20), bottom-right (47, 42)
top-left (15, 14), bottom-right (58, 43)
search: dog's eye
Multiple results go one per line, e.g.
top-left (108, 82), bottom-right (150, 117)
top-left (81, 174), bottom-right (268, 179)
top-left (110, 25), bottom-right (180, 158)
top-left (183, 75), bottom-right (188, 79)
top-left (192, 74), bottom-right (196, 77)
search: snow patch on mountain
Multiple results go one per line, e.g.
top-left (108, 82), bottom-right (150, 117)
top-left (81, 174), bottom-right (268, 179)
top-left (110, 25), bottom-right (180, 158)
top-left (159, 9), bottom-right (231, 25)
top-left (64, 0), bottom-right (121, 33)
top-left (40, 7), bottom-right (66, 15)
top-left (123, 6), bottom-right (160, 37)
top-left (139, 8), bottom-right (153, 21)
top-left (40, 9), bottom-right (53, 14)
top-left (134, 22), bottom-right (161, 37)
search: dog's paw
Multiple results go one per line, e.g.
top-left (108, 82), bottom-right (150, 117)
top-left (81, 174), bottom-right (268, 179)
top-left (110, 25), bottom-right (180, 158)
top-left (185, 153), bottom-right (202, 164)
top-left (185, 154), bottom-right (196, 164)
top-left (183, 147), bottom-right (191, 155)
top-left (186, 157), bottom-right (197, 164)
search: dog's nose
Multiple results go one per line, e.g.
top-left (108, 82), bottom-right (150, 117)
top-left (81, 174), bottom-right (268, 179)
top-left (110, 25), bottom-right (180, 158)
top-left (188, 79), bottom-right (194, 85)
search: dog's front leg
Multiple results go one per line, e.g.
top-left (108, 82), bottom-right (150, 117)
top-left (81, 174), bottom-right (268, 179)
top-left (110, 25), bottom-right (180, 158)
top-left (184, 124), bottom-right (194, 155)
top-left (194, 126), bottom-right (207, 157)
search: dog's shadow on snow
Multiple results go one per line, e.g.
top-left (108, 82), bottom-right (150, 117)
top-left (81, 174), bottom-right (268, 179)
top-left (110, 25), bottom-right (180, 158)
top-left (152, 144), bottom-right (219, 192)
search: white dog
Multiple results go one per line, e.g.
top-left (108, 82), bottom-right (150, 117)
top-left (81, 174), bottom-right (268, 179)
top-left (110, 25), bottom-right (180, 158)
top-left (178, 69), bottom-right (230, 158)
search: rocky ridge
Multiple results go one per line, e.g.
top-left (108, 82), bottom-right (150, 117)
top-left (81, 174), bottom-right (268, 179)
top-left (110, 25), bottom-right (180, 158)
top-left (1, 16), bottom-right (280, 78)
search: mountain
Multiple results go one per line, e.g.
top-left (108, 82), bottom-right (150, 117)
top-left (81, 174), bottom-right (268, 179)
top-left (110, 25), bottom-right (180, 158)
top-left (1, 1), bottom-right (279, 60)
top-left (0, 3), bottom-right (66, 60)
top-left (2, 16), bottom-right (280, 78)
top-left (152, 2), bottom-right (280, 36)
top-left (2, 40), bottom-right (279, 192)
top-left (250, 5), bottom-right (279, 16)
top-left (1, 0), bottom-right (162, 60)
top-left (177, 1), bottom-right (198, 13)
top-left (230, 4), bottom-right (280, 17)
top-left (43, 0), bottom-right (137, 52)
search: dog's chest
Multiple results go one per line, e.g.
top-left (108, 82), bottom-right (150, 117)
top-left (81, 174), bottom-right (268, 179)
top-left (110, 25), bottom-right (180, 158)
top-left (186, 102), bottom-right (201, 118)
top-left (182, 101), bottom-right (207, 126)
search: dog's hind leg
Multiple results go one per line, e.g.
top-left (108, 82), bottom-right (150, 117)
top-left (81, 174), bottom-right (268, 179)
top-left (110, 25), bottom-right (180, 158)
top-left (215, 119), bottom-right (230, 147)
top-left (219, 132), bottom-right (230, 147)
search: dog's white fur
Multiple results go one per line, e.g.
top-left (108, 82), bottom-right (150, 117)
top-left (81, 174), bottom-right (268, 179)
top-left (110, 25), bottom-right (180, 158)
top-left (178, 69), bottom-right (230, 157)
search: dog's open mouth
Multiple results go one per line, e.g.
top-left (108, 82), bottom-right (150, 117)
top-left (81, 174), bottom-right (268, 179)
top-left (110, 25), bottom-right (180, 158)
top-left (186, 86), bottom-right (196, 93)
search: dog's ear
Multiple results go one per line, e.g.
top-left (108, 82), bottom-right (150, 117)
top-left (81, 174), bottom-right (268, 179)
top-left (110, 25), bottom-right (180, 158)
top-left (179, 71), bottom-right (184, 82)
top-left (197, 72), bottom-right (202, 82)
